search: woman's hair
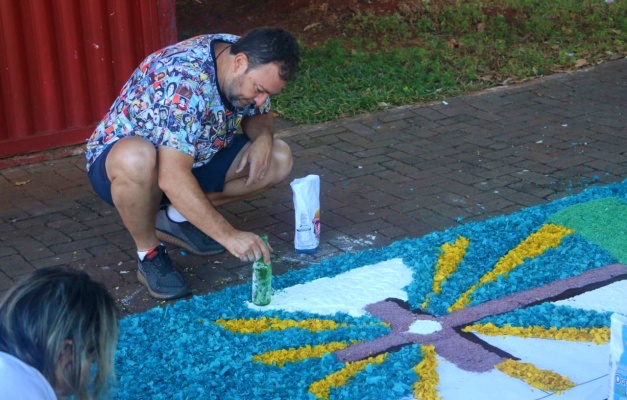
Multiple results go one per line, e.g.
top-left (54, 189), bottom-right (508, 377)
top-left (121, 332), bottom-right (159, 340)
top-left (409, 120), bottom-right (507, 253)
top-left (231, 27), bottom-right (300, 82)
top-left (0, 266), bottom-right (118, 399)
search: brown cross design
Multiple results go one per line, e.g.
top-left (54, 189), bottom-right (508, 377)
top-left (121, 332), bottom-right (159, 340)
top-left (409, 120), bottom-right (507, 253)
top-left (336, 263), bottom-right (627, 372)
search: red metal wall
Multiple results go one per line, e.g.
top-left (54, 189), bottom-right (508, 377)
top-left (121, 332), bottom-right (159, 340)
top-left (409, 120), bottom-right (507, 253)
top-left (0, 0), bottom-right (177, 158)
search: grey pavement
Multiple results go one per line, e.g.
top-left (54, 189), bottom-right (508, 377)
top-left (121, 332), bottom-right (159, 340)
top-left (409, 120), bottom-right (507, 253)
top-left (0, 59), bottom-right (625, 315)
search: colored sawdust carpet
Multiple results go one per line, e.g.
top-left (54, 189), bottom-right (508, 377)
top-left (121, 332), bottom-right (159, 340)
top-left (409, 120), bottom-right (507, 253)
top-left (114, 180), bottom-right (627, 399)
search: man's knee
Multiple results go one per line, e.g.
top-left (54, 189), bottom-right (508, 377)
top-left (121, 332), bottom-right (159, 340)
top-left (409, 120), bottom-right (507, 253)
top-left (271, 138), bottom-right (293, 183)
top-left (106, 137), bottom-right (158, 182)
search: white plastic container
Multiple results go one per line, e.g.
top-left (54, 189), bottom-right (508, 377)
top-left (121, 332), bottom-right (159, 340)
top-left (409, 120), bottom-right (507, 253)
top-left (290, 175), bottom-right (320, 254)
top-left (610, 313), bottom-right (627, 399)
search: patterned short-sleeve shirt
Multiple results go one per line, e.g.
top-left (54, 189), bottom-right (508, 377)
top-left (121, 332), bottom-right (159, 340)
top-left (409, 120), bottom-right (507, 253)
top-left (85, 34), bottom-right (270, 171)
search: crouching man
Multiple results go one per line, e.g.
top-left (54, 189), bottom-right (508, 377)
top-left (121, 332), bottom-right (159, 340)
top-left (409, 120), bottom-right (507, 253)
top-left (86, 28), bottom-right (300, 300)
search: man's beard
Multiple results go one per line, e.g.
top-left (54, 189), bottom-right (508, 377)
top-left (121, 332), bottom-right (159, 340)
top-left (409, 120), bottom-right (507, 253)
top-left (224, 75), bottom-right (253, 108)
top-left (229, 96), bottom-right (253, 108)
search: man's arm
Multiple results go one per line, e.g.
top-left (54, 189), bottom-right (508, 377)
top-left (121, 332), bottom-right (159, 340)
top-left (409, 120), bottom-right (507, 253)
top-left (157, 145), bottom-right (270, 263)
top-left (237, 112), bottom-right (275, 186)
top-left (241, 111), bottom-right (274, 141)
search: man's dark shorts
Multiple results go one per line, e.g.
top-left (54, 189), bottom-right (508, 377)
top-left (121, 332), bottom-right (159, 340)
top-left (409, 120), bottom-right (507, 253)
top-left (88, 134), bottom-right (250, 207)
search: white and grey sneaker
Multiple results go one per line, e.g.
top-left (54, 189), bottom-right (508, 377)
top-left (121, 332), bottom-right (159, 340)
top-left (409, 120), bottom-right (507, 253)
top-left (155, 209), bottom-right (226, 256)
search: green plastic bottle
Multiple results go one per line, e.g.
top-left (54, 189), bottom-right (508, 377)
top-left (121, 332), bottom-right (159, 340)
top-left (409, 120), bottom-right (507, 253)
top-left (252, 234), bottom-right (272, 306)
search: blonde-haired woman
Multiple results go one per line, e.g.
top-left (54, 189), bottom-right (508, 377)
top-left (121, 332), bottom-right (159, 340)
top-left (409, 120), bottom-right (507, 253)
top-left (0, 266), bottom-right (118, 399)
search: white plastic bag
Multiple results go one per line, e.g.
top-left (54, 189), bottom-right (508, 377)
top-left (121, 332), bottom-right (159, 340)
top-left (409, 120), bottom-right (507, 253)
top-left (290, 175), bottom-right (320, 253)
top-left (610, 313), bottom-right (627, 399)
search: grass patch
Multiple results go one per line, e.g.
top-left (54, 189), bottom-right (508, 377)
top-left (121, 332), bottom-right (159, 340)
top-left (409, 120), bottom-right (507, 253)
top-left (273, 0), bottom-right (626, 124)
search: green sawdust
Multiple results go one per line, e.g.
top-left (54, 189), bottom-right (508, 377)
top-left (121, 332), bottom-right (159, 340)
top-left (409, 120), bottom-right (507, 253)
top-left (549, 197), bottom-right (627, 264)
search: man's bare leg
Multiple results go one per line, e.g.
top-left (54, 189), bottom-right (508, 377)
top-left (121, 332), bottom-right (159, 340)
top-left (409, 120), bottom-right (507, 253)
top-left (106, 136), bottom-right (190, 299)
top-left (208, 138), bottom-right (293, 206)
top-left (105, 136), bottom-right (162, 251)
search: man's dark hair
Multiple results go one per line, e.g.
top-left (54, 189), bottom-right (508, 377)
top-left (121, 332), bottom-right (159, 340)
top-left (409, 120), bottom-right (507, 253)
top-left (231, 27), bottom-right (300, 82)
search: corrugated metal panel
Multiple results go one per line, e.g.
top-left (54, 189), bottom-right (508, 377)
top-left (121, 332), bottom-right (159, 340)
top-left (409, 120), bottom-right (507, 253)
top-left (0, 0), bottom-right (177, 158)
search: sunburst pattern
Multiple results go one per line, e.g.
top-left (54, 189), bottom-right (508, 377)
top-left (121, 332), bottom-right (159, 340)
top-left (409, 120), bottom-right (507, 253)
top-left (448, 224), bottom-right (574, 313)
top-left (308, 354), bottom-right (388, 400)
top-left (215, 317), bottom-right (349, 333)
top-left (115, 185), bottom-right (627, 399)
top-left (252, 342), bottom-right (353, 366)
top-left (214, 220), bottom-right (621, 398)
top-left (495, 359), bottom-right (576, 393)
top-left (464, 323), bottom-right (610, 344)
top-left (412, 345), bottom-right (440, 400)
top-left (422, 236), bottom-right (469, 309)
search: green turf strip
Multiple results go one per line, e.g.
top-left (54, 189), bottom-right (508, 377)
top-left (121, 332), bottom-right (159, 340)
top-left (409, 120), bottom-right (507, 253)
top-left (549, 197), bottom-right (627, 264)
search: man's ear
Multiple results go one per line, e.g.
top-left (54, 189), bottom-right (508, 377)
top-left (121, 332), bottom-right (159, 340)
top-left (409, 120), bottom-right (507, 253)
top-left (233, 52), bottom-right (249, 74)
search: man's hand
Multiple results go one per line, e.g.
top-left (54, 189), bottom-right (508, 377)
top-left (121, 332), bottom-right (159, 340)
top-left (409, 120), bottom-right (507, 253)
top-left (235, 133), bottom-right (273, 187)
top-left (223, 231), bottom-right (272, 264)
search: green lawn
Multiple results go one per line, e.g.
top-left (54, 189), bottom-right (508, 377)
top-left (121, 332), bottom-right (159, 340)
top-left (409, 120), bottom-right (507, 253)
top-left (273, 0), bottom-right (626, 124)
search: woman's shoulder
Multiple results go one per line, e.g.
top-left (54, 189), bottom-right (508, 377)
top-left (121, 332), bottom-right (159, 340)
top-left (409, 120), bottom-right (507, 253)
top-left (0, 351), bottom-right (57, 400)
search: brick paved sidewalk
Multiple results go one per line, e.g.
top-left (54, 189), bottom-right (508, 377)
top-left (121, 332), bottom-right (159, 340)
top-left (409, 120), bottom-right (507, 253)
top-left (1, 59), bottom-right (625, 315)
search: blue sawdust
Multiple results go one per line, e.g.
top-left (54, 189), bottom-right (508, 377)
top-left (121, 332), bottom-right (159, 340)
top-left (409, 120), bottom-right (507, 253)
top-left (113, 179), bottom-right (627, 399)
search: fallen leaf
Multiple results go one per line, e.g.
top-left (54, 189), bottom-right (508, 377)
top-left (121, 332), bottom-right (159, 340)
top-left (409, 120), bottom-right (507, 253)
top-left (303, 22), bottom-right (320, 31)
top-left (13, 179), bottom-right (32, 186)
top-left (575, 59), bottom-right (588, 68)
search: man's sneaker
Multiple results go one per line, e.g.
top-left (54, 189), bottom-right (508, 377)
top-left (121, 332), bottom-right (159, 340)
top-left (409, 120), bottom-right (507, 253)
top-left (155, 209), bottom-right (226, 256)
top-left (137, 245), bottom-right (191, 300)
